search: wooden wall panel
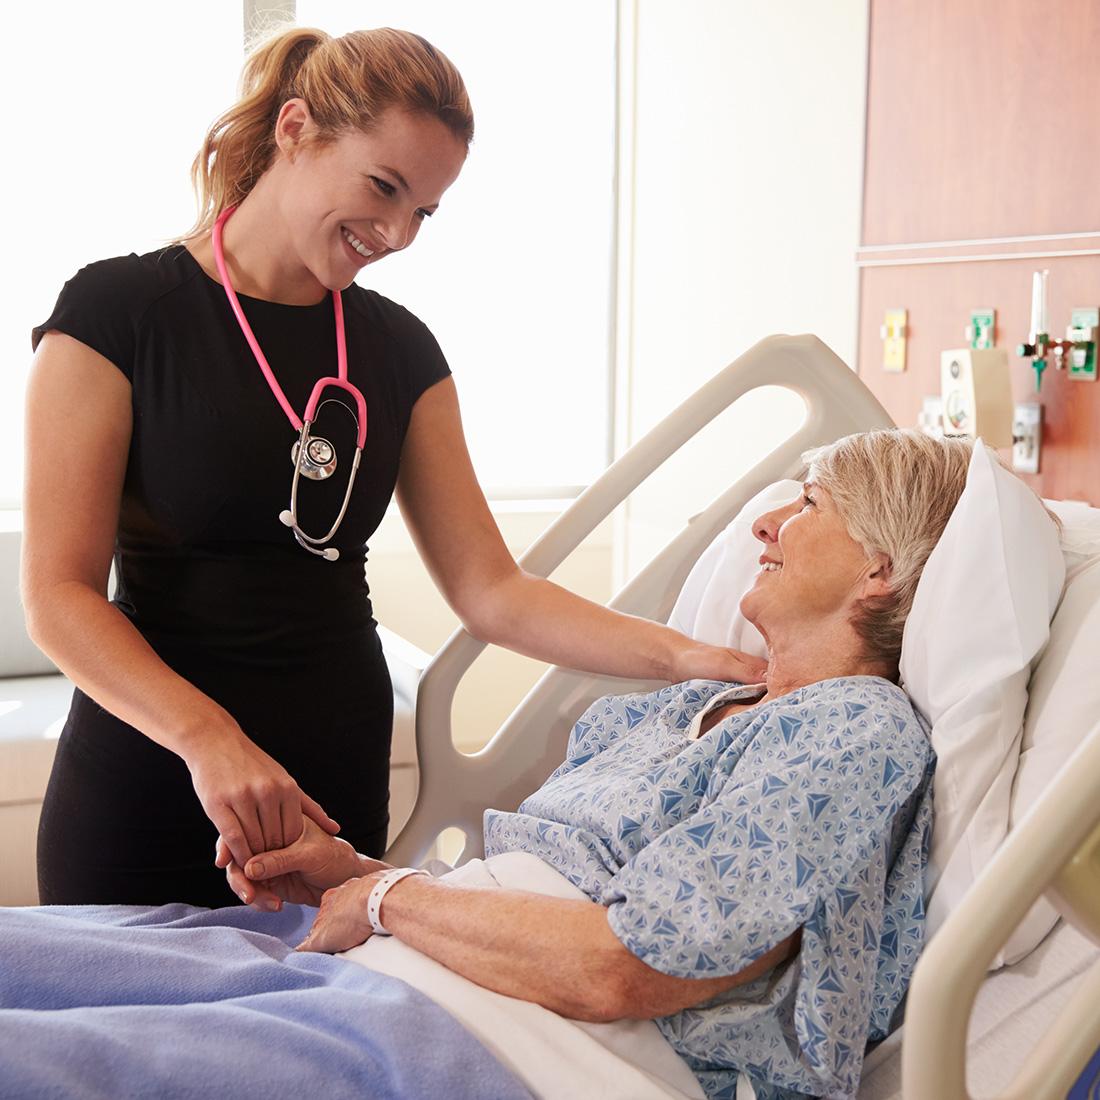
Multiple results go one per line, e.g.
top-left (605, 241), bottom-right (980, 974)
top-left (858, 0), bottom-right (1100, 503)
top-left (863, 0), bottom-right (1100, 245)
top-left (858, 253), bottom-right (1100, 502)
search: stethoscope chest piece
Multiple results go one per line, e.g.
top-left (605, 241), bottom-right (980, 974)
top-left (291, 435), bottom-right (337, 480)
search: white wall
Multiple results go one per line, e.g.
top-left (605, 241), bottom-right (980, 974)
top-left (615, 0), bottom-right (869, 584)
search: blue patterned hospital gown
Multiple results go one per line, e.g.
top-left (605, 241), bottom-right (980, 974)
top-left (484, 676), bottom-right (935, 1100)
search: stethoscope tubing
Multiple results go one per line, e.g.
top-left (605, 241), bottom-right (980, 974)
top-left (304, 375), bottom-right (367, 449)
top-left (212, 205), bottom-right (369, 560)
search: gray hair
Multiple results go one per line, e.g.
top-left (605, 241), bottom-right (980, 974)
top-left (802, 429), bottom-right (975, 670)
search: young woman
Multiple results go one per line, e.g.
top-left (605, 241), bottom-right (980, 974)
top-left (22, 25), bottom-right (765, 908)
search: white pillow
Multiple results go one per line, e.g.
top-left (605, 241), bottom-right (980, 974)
top-left (898, 443), bottom-right (1064, 967)
top-left (667, 479), bottom-right (802, 656)
top-left (999, 540), bottom-right (1100, 964)
top-left (1043, 498), bottom-right (1100, 581)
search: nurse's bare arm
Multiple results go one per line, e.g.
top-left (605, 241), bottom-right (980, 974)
top-left (394, 378), bottom-right (767, 685)
top-left (299, 871), bottom-right (801, 1022)
top-left (21, 333), bottom-right (339, 867)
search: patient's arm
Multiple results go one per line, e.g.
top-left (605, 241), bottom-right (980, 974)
top-left (297, 873), bottom-right (799, 1023)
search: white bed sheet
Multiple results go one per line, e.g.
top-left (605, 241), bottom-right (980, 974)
top-left (857, 919), bottom-right (1100, 1099)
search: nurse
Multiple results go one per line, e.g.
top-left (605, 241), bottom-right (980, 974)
top-left (22, 24), bottom-right (766, 908)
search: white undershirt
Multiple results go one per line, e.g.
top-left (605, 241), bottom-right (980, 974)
top-left (685, 683), bottom-right (767, 741)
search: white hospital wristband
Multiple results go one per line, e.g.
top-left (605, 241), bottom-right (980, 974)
top-left (366, 867), bottom-right (429, 935)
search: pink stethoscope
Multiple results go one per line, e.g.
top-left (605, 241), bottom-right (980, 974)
top-left (212, 205), bottom-right (367, 562)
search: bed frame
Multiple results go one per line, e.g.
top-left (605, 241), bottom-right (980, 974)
top-left (384, 333), bottom-right (1100, 1100)
top-left (903, 718), bottom-right (1100, 1100)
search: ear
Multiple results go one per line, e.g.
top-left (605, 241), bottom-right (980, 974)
top-left (274, 98), bottom-right (315, 161)
top-left (862, 552), bottom-right (893, 599)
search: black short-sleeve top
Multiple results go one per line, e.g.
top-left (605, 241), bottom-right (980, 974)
top-left (31, 245), bottom-right (450, 664)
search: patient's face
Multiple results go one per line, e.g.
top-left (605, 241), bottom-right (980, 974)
top-left (740, 483), bottom-right (877, 635)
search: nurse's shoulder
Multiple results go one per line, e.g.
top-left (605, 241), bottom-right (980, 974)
top-left (31, 245), bottom-right (198, 379)
top-left (343, 283), bottom-right (443, 355)
top-left (343, 284), bottom-right (452, 404)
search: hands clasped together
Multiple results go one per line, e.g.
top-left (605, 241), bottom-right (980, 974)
top-left (189, 727), bottom-right (342, 874)
top-left (215, 817), bottom-right (397, 954)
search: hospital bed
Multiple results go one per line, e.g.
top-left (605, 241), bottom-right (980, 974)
top-left (383, 335), bottom-right (1100, 1099)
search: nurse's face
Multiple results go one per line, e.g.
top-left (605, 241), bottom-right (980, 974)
top-left (274, 100), bottom-right (467, 290)
top-left (739, 483), bottom-right (887, 638)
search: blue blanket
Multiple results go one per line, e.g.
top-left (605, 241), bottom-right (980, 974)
top-left (0, 902), bottom-right (532, 1100)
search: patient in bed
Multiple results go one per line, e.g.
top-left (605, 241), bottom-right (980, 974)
top-left (217, 429), bottom-right (975, 1100)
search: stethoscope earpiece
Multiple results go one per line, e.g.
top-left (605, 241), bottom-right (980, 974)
top-left (280, 506), bottom-right (343, 560)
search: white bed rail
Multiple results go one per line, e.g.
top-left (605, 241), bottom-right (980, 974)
top-left (386, 334), bottom-right (893, 866)
top-left (902, 719), bottom-right (1100, 1100)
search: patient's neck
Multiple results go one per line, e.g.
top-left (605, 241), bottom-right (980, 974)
top-left (756, 619), bottom-right (893, 702)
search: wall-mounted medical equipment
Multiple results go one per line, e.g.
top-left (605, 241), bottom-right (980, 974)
top-left (1011, 404), bottom-right (1043, 475)
top-left (880, 308), bottom-right (908, 372)
top-left (966, 308), bottom-right (996, 351)
top-left (1065, 307), bottom-right (1098, 382)
top-left (941, 347), bottom-right (1014, 448)
top-left (1016, 270), bottom-right (1098, 390)
top-left (1017, 270), bottom-right (1052, 391)
top-left (917, 394), bottom-right (945, 438)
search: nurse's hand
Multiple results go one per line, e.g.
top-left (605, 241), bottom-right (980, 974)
top-left (671, 640), bottom-right (768, 686)
top-left (217, 816), bottom-right (389, 910)
top-left (187, 727), bottom-right (341, 874)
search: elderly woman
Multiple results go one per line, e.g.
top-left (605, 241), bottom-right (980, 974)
top-left (213, 428), bottom-right (974, 1100)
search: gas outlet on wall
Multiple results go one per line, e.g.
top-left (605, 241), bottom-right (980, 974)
top-left (966, 308), bottom-right (996, 350)
top-left (1067, 307), bottom-right (1098, 381)
top-left (1012, 403), bottom-right (1042, 475)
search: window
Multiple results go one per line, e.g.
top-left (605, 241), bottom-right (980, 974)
top-left (6, 2), bottom-right (617, 506)
top-left (4, 2), bottom-right (242, 506)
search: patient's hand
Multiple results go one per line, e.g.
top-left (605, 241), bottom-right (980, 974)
top-left (672, 640), bottom-right (768, 686)
top-left (216, 816), bottom-right (389, 910)
top-left (296, 872), bottom-right (386, 954)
